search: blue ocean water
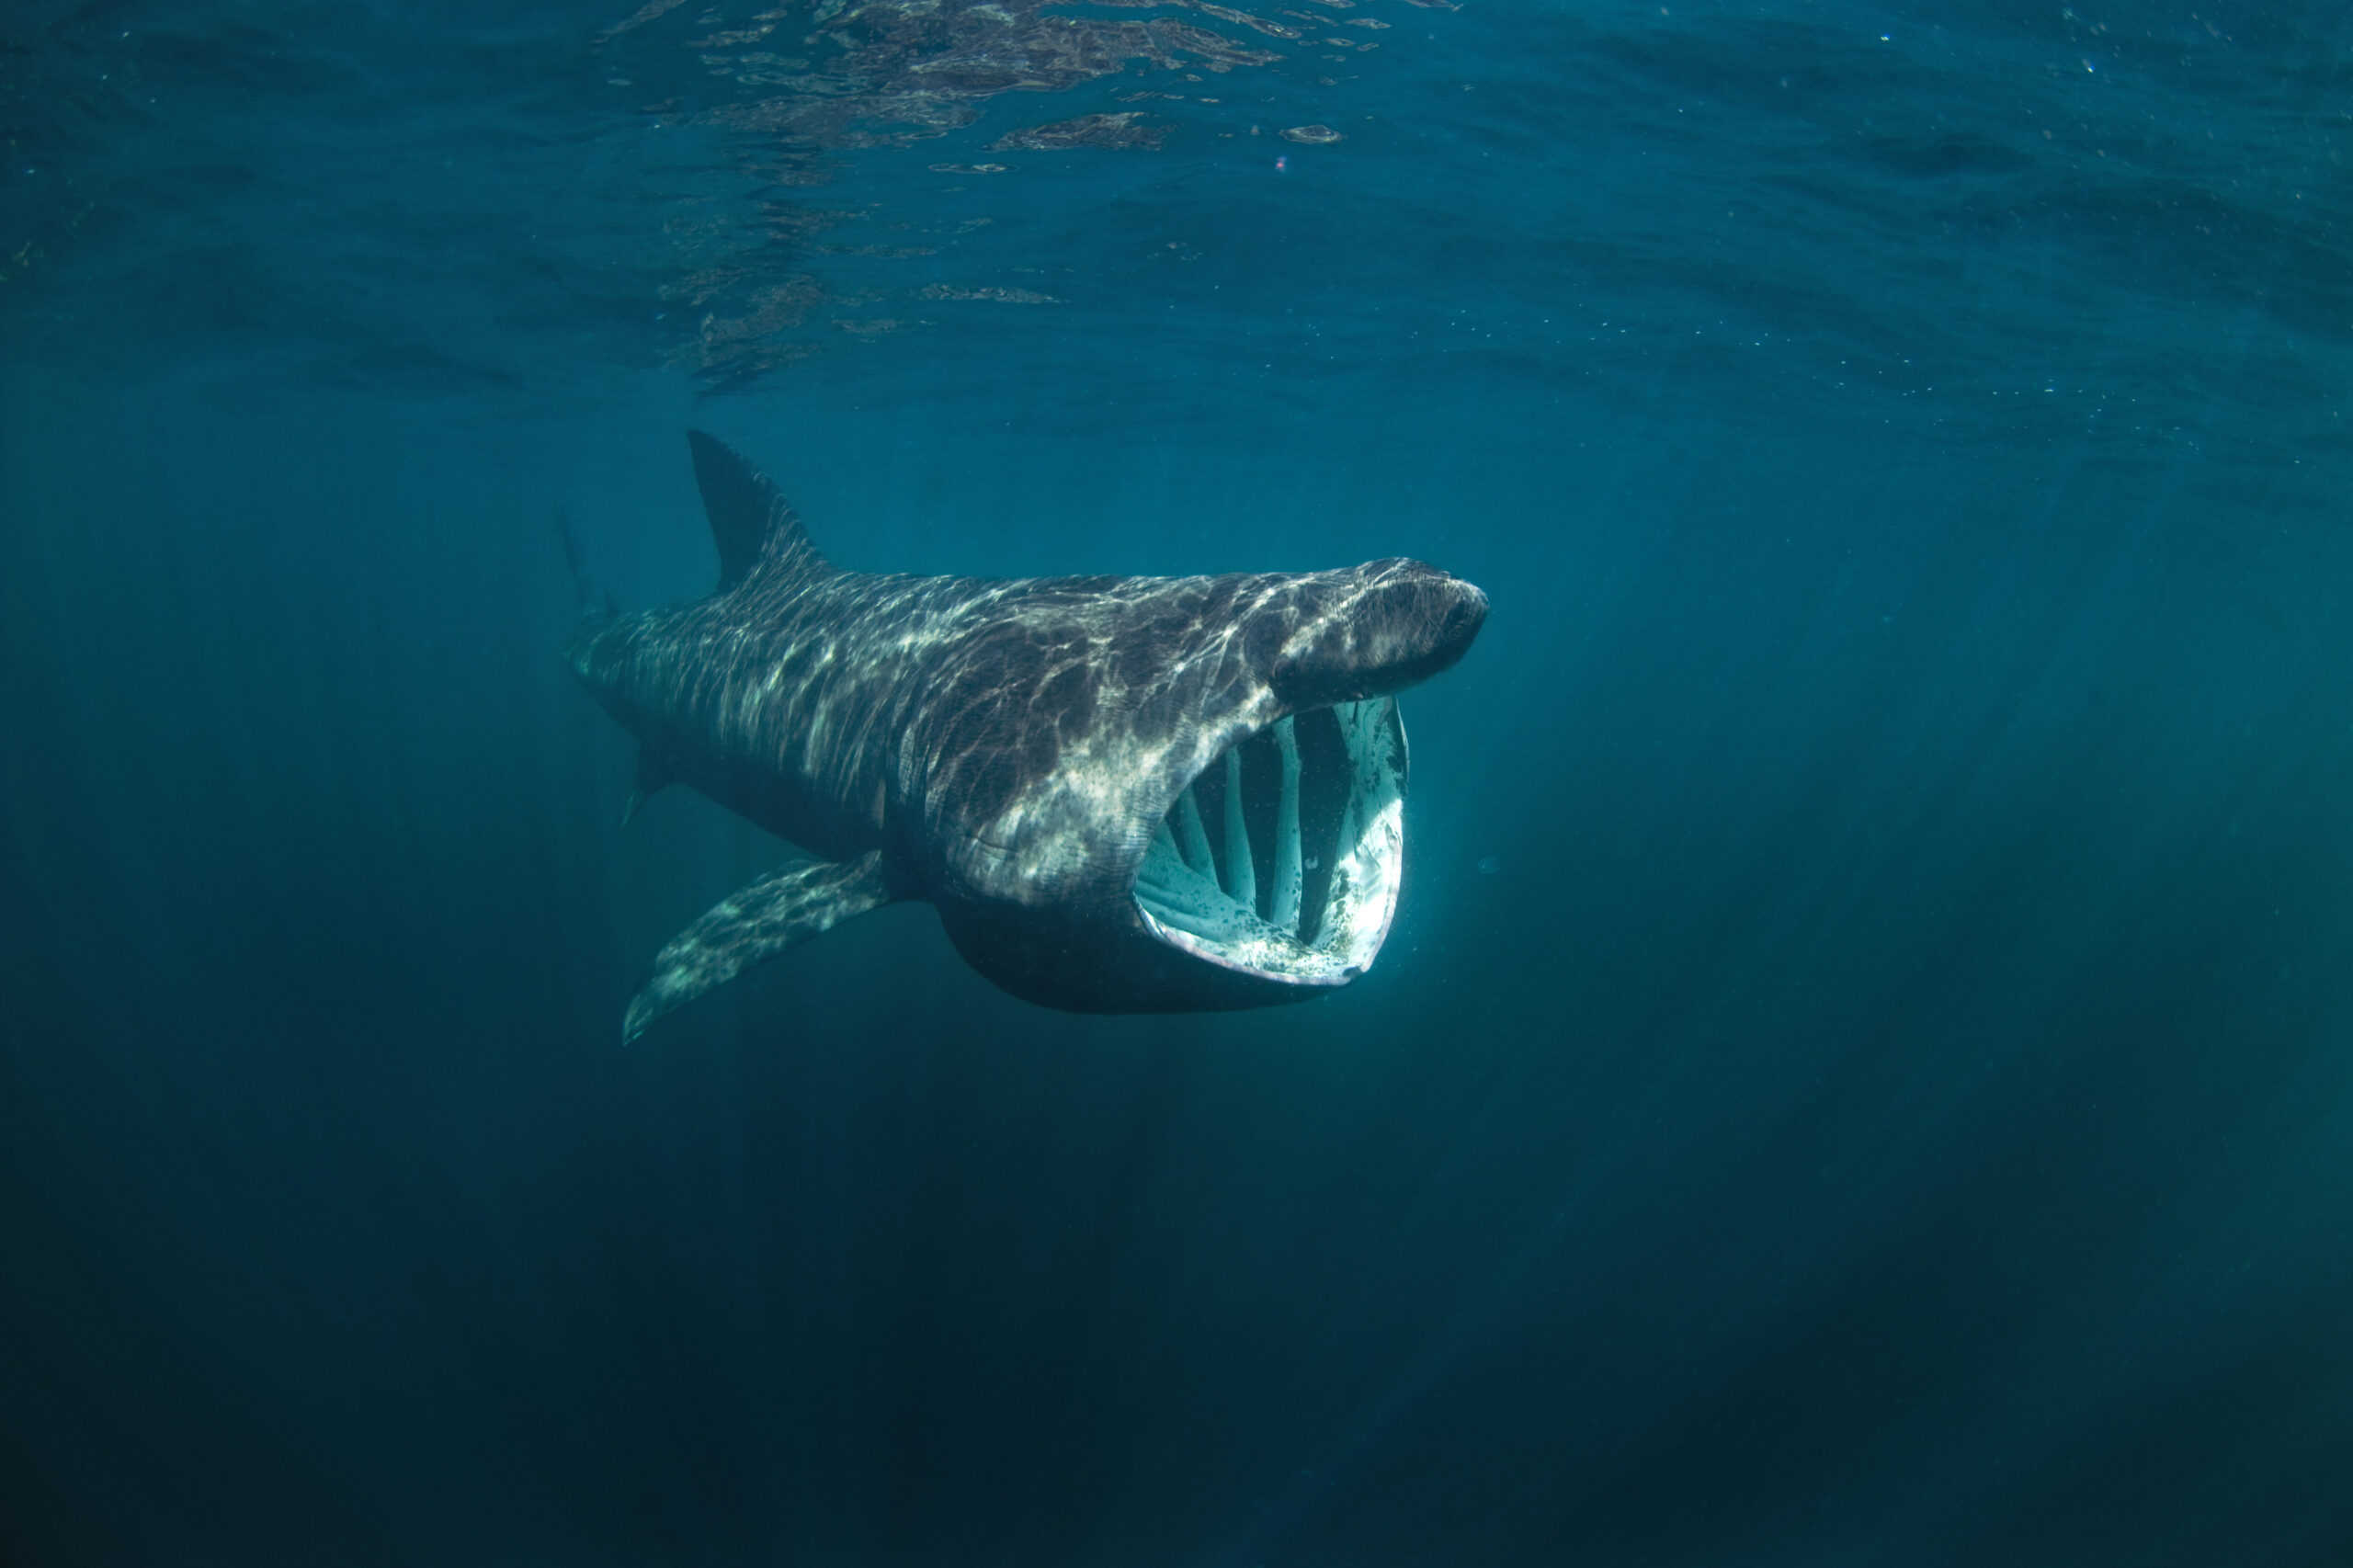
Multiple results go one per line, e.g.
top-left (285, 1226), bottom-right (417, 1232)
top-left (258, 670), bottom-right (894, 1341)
top-left (4, 0), bottom-right (2351, 1562)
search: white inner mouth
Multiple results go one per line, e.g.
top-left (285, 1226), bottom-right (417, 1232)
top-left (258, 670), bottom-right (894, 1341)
top-left (1132, 697), bottom-right (1406, 985)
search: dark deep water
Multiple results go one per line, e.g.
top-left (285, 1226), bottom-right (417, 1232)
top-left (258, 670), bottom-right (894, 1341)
top-left (6, 1), bottom-right (2353, 1563)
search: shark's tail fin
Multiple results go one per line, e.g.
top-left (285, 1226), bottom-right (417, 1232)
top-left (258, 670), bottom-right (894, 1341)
top-left (556, 508), bottom-right (619, 624)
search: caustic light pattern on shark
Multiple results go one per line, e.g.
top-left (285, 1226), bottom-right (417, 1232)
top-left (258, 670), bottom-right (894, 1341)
top-left (569, 433), bottom-right (1488, 1039)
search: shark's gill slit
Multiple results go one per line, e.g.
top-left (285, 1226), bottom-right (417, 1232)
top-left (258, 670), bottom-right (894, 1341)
top-left (1175, 786), bottom-right (1216, 877)
top-left (1269, 716), bottom-right (1303, 933)
top-left (1132, 697), bottom-right (1408, 985)
top-left (1222, 748), bottom-right (1256, 911)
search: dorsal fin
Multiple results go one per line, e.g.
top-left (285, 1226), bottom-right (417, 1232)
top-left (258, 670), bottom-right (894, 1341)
top-left (687, 430), bottom-right (828, 592)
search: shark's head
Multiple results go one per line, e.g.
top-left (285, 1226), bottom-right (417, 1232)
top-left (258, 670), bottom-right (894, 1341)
top-left (913, 557), bottom-right (1488, 1012)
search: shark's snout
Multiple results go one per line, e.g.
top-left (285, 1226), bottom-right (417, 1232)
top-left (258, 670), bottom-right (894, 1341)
top-left (1268, 558), bottom-right (1489, 711)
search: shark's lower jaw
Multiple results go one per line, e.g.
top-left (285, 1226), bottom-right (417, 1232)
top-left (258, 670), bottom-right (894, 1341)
top-left (1132, 697), bottom-right (1407, 988)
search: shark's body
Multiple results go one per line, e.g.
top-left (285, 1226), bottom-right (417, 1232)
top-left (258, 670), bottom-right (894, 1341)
top-left (571, 433), bottom-right (1487, 1040)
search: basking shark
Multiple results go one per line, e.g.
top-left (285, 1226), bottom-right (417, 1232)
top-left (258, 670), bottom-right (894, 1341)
top-left (570, 433), bottom-right (1488, 1040)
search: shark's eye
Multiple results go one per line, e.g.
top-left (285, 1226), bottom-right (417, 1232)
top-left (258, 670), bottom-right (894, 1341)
top-left (1131, 697), bottom-right (1406, 985)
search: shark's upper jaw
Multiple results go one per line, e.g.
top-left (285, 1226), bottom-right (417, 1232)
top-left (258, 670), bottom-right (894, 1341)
top-left (1131, 696), bottom-right (1408, 989)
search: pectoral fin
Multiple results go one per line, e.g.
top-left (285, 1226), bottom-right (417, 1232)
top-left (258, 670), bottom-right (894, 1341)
top-left (622, 849), bottom-right (898, 1042)
top-left (621, 744), bottom-right (675, 826)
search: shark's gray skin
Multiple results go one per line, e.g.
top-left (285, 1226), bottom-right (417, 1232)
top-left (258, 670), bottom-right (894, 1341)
top-left (570, 432), bottom-right (1488, 1040)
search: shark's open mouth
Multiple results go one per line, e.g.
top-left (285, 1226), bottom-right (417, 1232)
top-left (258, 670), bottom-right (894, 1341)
top-left (1132, 697), bottom-right (1407, 986)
